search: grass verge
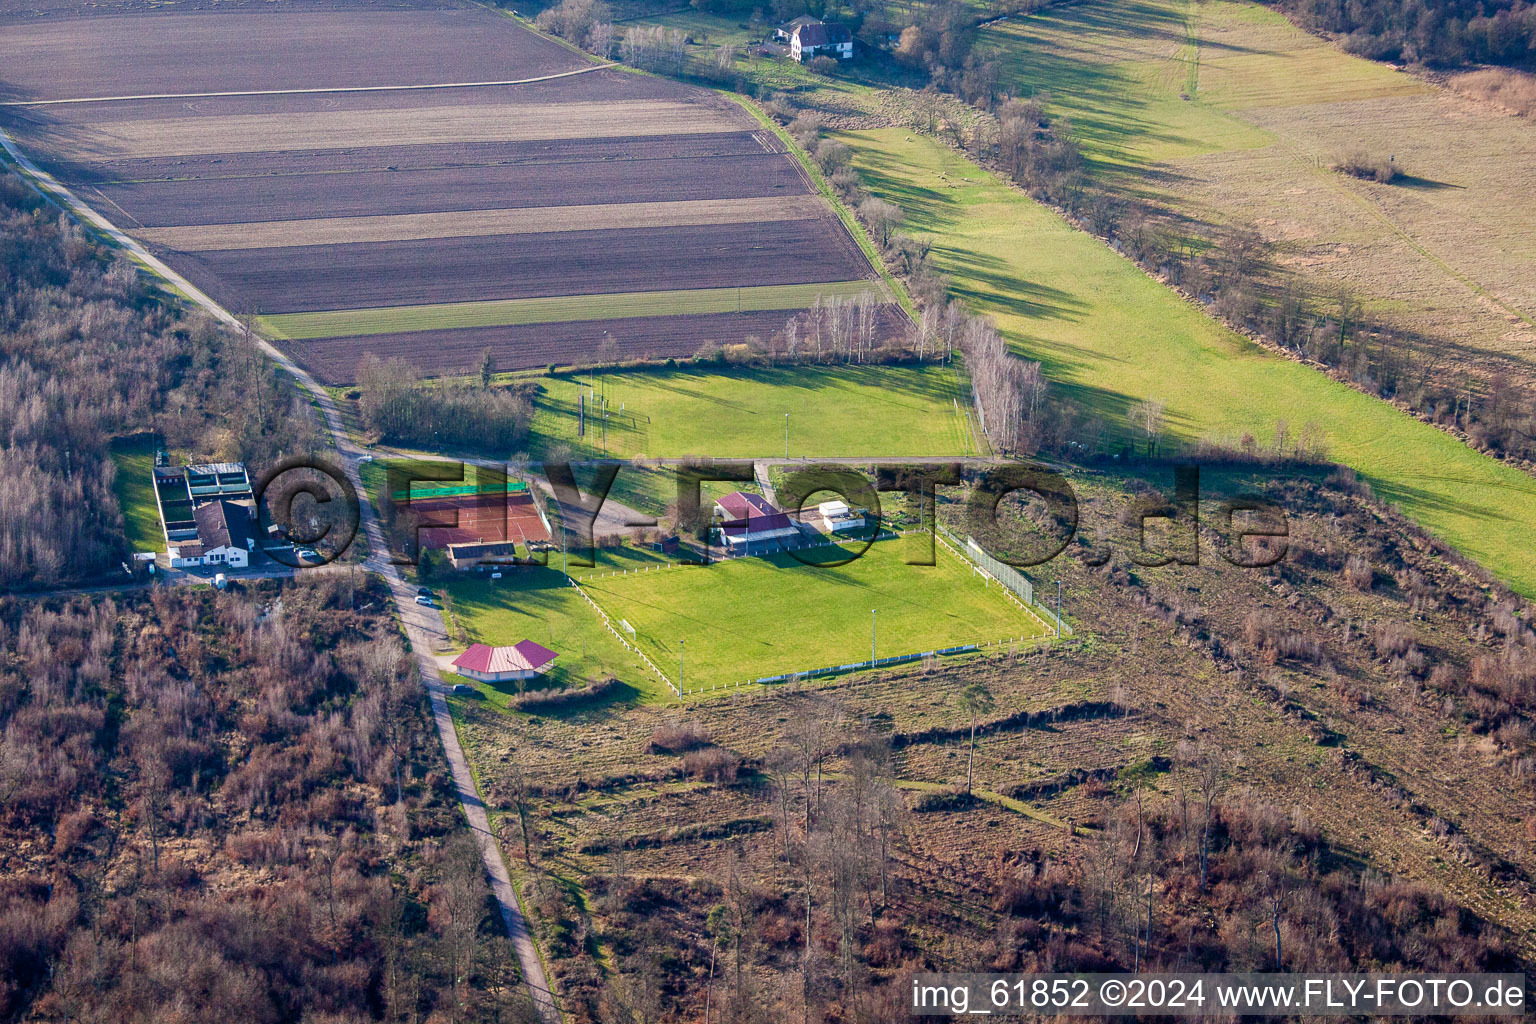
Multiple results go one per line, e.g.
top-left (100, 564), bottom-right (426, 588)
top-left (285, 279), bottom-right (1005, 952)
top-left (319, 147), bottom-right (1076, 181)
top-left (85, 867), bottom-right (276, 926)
top-left (109, 434), bottom-right (162, 555)
top-left (257, 281), bottom-right (881, 340)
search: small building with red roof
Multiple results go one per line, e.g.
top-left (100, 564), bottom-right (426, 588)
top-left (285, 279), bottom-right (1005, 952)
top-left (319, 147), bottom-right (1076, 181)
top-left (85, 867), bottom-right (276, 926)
top-left (713, 491), bottom-right (801, 552)
top-left (451, 640), bottom-right (558, 683)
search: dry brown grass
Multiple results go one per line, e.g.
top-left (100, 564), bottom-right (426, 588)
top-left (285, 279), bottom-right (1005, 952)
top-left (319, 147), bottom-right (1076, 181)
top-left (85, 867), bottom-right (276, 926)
top-left (137, 195), bottom-right (825, 251)
top-left (1450, 67), bottom-right (1536, 118)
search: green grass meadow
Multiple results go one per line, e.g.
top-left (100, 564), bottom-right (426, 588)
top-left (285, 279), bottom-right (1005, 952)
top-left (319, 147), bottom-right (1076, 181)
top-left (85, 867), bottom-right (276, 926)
top-left (582, 537), bottom-right (1046, 691)
top-left (529, 363), bottom-right (983, 461)
top-left (109, 435), bottom-right (162, 555)
top-left (841, 128), bottom-right (1536, 595)
top-left (979, 0), bottom-right (1423, 175)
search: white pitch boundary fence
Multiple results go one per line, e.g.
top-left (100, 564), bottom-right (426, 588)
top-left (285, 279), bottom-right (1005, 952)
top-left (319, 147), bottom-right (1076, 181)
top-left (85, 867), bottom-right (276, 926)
top-left (567, 577), bottom-right (679, 697)
top-left (568, 528), bottom-right (1067, 702)
top-left (579, 560), bottom-right (696, 583)
top-left (934, 523), bottom-right (1072, 637)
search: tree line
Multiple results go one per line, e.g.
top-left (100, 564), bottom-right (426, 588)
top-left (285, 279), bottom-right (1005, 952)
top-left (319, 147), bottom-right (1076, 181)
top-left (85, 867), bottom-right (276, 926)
top-left (354, 353), bottom-right (533, 456)
top-left (1263, 0), bottom-right (1536, 66)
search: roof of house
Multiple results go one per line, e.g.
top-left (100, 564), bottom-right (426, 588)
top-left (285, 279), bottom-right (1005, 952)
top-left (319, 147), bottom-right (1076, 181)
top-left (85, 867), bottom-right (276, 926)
top-left (446, 540), bottom-right (521, 560)
top-left (794, 21), bottom-right (851, 46)
top-left (194, 500), bottom-right (251, 552)
top-left (452, 640), bottom-right (558, 675)
top-left (780, 14), bottom-right (820, 31)
top-left (715, 491), bottom-right (782, 522)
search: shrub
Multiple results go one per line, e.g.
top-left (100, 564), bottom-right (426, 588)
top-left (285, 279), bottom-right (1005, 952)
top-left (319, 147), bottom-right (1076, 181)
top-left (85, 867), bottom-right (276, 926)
top-left (1334, 150), bottom-right (1400, 183)
top-left (646, 721), bottom-right (712, 754)
top-left (513, 676), bottom-right (621, 713)
top-left (354, 354), bottom-right (532, 454)
top-left (1343, 554), bottom-right (1374, 591)
top-left (682, 746), bottom-right (741, 782)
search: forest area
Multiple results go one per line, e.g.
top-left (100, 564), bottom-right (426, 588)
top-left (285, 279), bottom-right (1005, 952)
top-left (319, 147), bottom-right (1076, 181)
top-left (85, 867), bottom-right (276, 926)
top-left (1263, 0), bottom-right (1536, 65)
top-left (0, 576), bottom-right (536, 1024)
top-left (0, 166), bottom-right (319, 592)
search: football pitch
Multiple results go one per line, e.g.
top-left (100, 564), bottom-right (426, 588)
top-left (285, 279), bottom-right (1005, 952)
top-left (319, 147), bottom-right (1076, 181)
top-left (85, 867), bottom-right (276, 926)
top-left (581, 536), bottom-right (1048, 693)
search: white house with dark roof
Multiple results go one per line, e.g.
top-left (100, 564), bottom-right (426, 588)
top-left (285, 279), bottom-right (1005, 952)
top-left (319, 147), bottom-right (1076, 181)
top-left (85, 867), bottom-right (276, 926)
top-left (789, 20), bottom-right (852, 61)
top-left (167, 499), bottom-right (252, 568)
top-left (155, 461), bottom-right (257, 568)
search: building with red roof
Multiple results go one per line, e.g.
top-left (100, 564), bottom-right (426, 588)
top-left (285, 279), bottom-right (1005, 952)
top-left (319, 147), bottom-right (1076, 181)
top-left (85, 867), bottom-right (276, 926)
top-left (451, 640), bottom-right (558, 683)
top-left (713, 491), bottom-right (801, 553)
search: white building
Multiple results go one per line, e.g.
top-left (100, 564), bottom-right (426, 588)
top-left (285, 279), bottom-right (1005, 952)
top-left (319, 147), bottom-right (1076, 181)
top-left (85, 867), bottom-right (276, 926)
top-left (167, 499), bottom-right (253, 569)
top-left (816, 499), bottom-right (868, 535)
top-left (789, 21), bottom-right (853, 62)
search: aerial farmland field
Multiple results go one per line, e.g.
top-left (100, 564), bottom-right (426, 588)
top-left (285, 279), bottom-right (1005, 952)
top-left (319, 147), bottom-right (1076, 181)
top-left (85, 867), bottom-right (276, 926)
top-left (0, 0), bottom-right (897, 383)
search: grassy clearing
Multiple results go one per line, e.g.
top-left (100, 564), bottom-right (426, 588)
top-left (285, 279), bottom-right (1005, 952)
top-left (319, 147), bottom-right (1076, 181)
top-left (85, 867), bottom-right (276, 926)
top-left (529, 363), bottom-right (981, 460)
top-left (109, 434), bottom-right (162, 555)
top-left (582, 537), bottom-right (1045, 691)
top-left (980, 0), bottom-right (1420, 172)
top-left (258, 281), bottom-right (882, 340)
top-left (437, 569), bottom-right (673, 708)
top-left (840, 128), bottom-right (1536, 595)
top-left (985, 0), bottom-right (1536, 385)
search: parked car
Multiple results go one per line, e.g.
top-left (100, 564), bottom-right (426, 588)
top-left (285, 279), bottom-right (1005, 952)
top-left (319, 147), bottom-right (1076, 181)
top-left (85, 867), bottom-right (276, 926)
top-left (417, 586), bottom-right (434, 597)
top-left (490, 571), bottom-right (503, 580)
top-left (356, 453), bottom-right (374, 463)
top-left (451, 683), bottom-right (479, 696)
top-left (414, 595), bottom-right (434, 606)
top-left (296, 548), bottom-right (320, 562)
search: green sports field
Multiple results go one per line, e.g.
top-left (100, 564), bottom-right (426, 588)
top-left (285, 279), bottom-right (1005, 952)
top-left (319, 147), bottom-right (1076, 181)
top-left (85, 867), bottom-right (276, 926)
top-left (530, 363), bottom-right (984, 460)
top-left (581, 537), bottom-right (1046, 693)
top-left (840, 128), bottom-right (1536, 596)
top-left (109, 435), bottom-right (162, 555)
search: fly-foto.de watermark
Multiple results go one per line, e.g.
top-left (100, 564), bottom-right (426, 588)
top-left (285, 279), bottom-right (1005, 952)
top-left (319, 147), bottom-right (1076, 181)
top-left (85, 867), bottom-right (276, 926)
top-left (368, 459), bottom-right (1288, 572)
top-left (909, 973), bottom-right (1528, 1016)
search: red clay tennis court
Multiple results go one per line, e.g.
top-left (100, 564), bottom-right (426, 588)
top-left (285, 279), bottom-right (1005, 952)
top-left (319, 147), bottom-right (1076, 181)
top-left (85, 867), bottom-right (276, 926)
top-left (393, 481), bottom-right (551, 548)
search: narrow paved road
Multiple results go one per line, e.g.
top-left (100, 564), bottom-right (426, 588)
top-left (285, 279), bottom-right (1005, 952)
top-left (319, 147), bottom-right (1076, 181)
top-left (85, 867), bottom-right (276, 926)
top-left (0, 125), bottom-right (562, 1023)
